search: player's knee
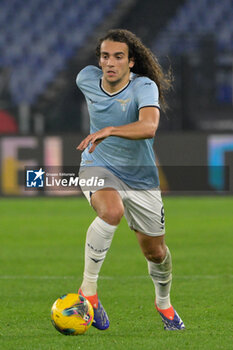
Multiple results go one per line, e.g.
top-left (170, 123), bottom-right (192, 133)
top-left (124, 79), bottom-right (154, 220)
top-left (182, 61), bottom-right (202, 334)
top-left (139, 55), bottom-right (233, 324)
top-left (145, 246), bottom-right (166, 264)
top-left (100, 206), bottom-right (124, 226)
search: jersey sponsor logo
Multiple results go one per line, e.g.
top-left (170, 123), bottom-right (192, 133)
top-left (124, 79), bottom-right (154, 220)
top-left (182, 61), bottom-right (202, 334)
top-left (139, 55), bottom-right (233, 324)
top-left (115, 98), bottom-right (131, 111)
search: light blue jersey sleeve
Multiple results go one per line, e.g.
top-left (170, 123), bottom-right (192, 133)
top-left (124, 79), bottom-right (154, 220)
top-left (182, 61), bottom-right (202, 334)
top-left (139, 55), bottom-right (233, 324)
top-left (76, 66), bottom-right (89, 91)
top-left (76, 65), bottom-right (102, 96)
top-left (133, 76), bottom-right (160, 110)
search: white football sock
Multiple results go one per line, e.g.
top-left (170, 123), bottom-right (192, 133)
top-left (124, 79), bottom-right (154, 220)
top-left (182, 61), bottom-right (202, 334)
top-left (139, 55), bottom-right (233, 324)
top-left (81, 217), bottom-right (117, 296)
top-left (147, 246), bottom-right (172, 310)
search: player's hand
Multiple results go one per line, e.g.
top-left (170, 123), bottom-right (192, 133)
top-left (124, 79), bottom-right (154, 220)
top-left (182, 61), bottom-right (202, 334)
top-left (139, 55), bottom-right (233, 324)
top-left (76, 127), bottom-right (113, 153)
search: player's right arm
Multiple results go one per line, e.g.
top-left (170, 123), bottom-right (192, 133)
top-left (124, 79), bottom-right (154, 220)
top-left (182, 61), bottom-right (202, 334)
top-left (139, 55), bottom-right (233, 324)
top-left (77, 106), bottom-right (159, 153)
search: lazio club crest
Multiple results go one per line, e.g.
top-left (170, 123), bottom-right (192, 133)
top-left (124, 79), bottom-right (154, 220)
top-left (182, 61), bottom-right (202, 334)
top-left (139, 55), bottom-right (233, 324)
top-left (115, 98), bottom-right (130, 111)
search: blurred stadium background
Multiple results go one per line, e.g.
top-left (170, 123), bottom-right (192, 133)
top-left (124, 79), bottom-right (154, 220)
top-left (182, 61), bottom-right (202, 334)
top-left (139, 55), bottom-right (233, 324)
top-left (0, 0), bottom-right (232, 195)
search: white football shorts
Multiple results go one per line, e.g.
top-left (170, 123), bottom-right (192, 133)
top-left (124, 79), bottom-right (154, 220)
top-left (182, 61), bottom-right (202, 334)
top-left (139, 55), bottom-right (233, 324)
top-left (79, 167), bottom-right (165, 237)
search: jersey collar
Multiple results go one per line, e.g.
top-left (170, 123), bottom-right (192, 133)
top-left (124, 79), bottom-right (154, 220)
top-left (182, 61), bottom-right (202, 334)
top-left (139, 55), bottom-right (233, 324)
top-left (100, 78), bottom-right (131, 97)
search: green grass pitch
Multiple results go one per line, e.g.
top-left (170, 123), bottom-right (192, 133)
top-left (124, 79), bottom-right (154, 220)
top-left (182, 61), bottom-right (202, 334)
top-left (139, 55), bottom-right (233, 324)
top-left (0, 196), bottom-right (232, 350)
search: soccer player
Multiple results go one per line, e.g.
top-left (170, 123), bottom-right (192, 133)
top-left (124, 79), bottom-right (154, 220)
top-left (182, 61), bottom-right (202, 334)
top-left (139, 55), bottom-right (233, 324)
top-left (76, 29), bottom-right (185, 331)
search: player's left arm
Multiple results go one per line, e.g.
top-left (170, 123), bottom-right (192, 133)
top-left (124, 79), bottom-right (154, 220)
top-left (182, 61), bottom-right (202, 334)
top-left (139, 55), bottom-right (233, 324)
top-left (112, 106), bottom-right (160, 139)
top-left (77, 106), bottom-right (159, 153)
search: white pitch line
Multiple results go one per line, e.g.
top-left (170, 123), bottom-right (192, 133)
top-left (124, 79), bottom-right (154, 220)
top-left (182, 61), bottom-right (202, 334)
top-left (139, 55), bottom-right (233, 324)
top-left (0, 275), bottom-right (232, 280)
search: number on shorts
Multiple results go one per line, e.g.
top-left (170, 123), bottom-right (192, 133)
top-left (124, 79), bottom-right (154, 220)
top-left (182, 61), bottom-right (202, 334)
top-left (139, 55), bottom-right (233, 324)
top-left (161, 206), bottom-right (165, 224)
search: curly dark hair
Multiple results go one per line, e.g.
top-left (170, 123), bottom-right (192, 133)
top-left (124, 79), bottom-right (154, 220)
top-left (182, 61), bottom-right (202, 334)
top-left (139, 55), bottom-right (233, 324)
top-left (96, 29), bottom-right (173, 112)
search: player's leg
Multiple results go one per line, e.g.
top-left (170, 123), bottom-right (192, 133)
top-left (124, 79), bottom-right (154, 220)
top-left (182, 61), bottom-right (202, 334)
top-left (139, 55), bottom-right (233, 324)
top-left (135, 231), bottom-right (185, 330)
top-left (81, 187), bottom-right (124, 295)
top-left (135, 232), bottom-right (171, 309)
top-left (123, 186), bottom-right (185, 330)
top-left (91, 187), bottom-right (125, 225)
top-left (79, 188), bottom-right (124, 330)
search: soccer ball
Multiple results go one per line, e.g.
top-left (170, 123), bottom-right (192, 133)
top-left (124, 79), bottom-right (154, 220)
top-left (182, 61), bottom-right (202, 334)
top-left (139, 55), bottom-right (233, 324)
top-left (51, 293), bottom-right (94, 335)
